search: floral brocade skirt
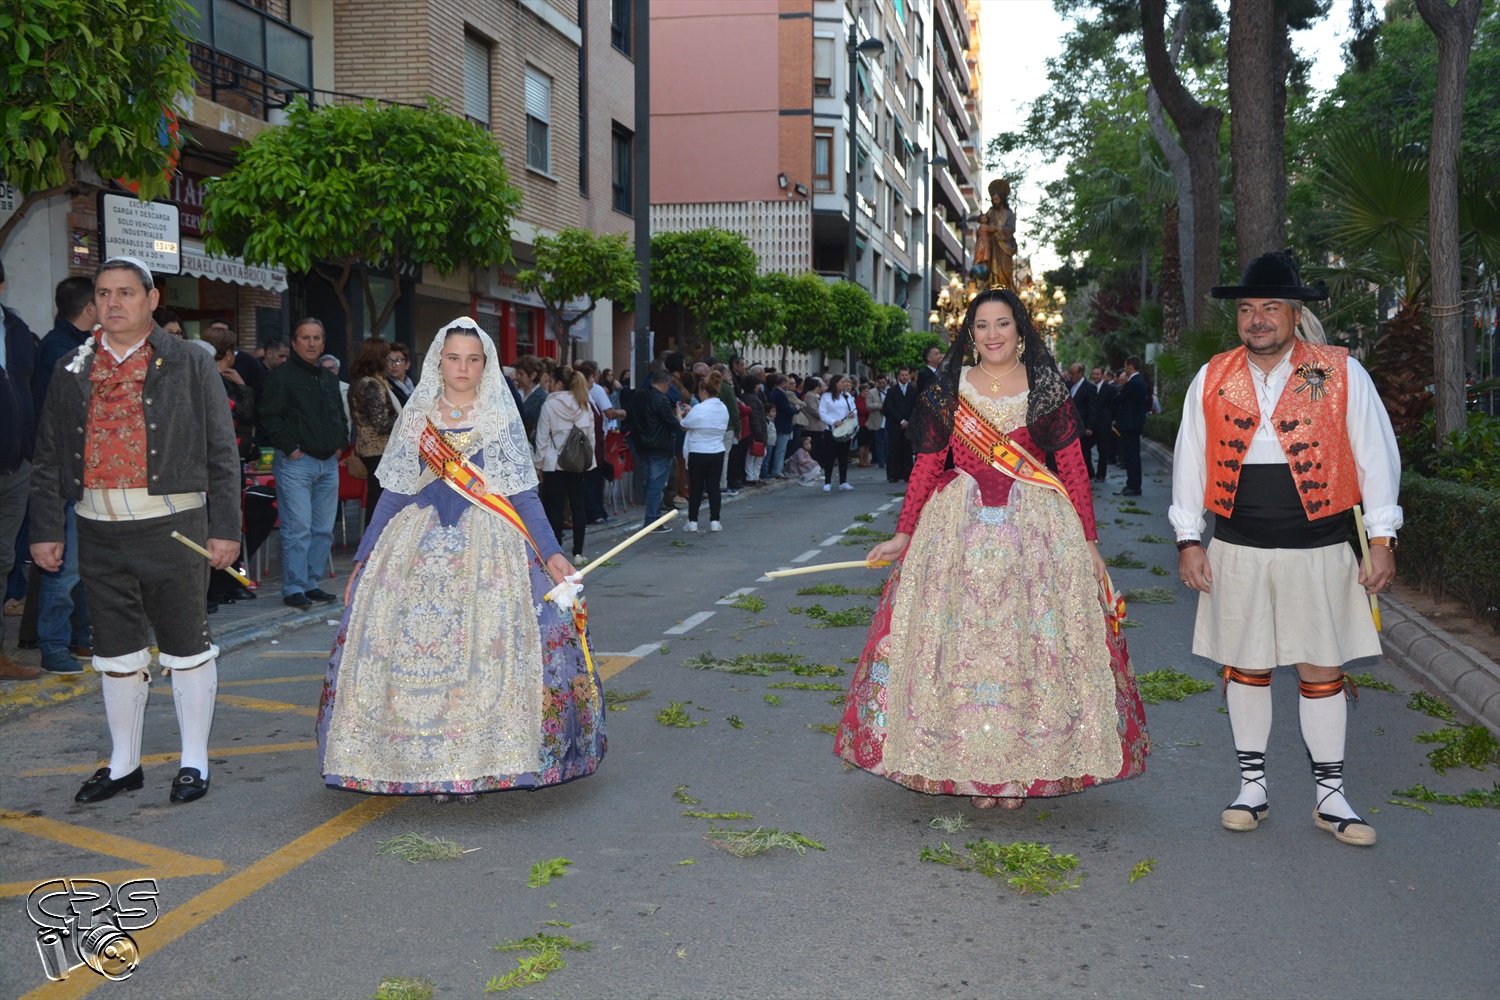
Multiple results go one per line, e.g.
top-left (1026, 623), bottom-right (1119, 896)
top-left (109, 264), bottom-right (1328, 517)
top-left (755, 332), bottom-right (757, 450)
top-left (836, 474), bottom-right (1147, 798)
top-left (317, 505), bottom-right (605, 795)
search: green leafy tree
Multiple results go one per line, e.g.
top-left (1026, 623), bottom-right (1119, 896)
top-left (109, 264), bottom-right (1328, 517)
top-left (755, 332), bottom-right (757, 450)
top-left (517, 228), bottom-right (639, 367)
top-left (862, 304), bottom-right (913, 372)
top-left (706, 273), bottom-right (785, 358)
top-left (203, 98), bottom-right (521, 355)
top-left (649, 228), bottom-right (759, 359)
top-left (828, 281), bottom-right (877, 363)
top-left (0, 0), bottom-right (195, 249)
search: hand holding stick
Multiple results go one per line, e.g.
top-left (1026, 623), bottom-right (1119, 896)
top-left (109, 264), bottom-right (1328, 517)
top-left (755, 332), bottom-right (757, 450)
top-left (171, 531), bottom-right (254, 588)
top-left (765, 559), bottom-right (890, 580)
top-left (1352, 505), bottom-right (1382, 631)
top-left (545, 510), bottom-right (679, 608)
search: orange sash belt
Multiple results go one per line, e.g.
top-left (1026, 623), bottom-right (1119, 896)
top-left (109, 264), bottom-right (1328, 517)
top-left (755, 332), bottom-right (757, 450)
top-left (951, 397), bottom-right (1128, 634)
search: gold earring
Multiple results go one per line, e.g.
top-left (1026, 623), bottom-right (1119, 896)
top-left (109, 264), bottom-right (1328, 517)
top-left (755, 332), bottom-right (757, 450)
top-left (965, 344), bottom-right (978, 365)
top-left (1017, 339), bottom-right (1026, 362)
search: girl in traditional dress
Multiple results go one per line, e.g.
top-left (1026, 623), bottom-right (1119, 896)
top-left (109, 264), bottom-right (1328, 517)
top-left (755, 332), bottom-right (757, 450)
top-left (317, 319), bottom-right (604, 802)
top-left (836, 289), bottom-right (1147, 808)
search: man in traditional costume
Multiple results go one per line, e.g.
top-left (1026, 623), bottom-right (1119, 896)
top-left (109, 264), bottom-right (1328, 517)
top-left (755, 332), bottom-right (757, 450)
top-left (31, 257), bottom-right (242, 804)
top-left (1170, 251), bottom-right (1400, 846)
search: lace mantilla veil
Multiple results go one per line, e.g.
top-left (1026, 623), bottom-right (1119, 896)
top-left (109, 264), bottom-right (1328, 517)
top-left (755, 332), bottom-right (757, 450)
top-left (376, 317), bottom-right (539, 497)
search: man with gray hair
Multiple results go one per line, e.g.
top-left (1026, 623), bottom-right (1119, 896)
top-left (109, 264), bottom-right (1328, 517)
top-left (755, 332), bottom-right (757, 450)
top-left (31, 256), bottom-right (242, 803)
top-left (260, 318), bottom-right (345, 608)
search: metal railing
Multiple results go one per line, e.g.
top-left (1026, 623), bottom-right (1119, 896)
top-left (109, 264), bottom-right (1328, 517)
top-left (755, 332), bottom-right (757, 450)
top-left (183, 0), bottom-right (312, 120)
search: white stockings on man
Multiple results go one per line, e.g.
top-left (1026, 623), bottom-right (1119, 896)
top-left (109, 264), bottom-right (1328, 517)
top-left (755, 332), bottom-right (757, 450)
top-left (170, 658), bottom-right (218, 777)
top-left (1225, 669), bottom-right (1272, 813)
top-left (1300, 676), bottom-right (1358, 821)
top-left (102, 671), bottom-right (150, 779)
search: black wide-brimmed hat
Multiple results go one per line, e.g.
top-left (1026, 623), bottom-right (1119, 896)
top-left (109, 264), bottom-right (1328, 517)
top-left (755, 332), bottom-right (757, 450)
top-left (1211, 250), bottom-right (1328, 301)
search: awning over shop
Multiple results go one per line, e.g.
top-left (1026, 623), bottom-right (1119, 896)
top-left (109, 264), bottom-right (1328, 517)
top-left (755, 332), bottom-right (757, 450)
top-left (180, 241), bottom-right (288, 292)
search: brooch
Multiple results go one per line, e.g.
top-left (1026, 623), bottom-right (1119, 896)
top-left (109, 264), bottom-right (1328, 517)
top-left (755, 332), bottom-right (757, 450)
top-left (63, 338), bottom-right (95, 374)
top-left (1292, 361), bottom-right (1335, 403)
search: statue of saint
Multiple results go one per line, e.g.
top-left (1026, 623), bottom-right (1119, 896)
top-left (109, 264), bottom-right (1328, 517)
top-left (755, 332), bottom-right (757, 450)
top-left (971, 178), bottom-right (1017, 290)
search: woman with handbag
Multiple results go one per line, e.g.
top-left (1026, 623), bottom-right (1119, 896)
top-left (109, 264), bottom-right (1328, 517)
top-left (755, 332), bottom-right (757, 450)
top-left (818, 374), bottom-right (858, 492)
top-left (348, 338), bottom-right (403, 525)
top-left (680, 370), bottom-right (730, 531)
top-left (536, 365), bottom-right (595, 564)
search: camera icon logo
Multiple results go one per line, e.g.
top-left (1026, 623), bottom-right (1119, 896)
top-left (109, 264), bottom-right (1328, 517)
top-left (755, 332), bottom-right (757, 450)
top-left (26, 877), bottom-right (161, 983)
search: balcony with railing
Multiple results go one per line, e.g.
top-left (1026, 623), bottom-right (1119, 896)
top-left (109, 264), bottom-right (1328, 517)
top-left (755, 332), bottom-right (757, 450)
top-left (183, 0), bottom-right (312, 120)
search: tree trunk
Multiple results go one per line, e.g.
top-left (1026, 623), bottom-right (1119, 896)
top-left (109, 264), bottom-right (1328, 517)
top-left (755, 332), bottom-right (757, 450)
top-left (1414, 0), bottom-right (1481, 444)
top-left (1142, 0), bottom-right (1223, 327)
top-left (316, 262), bottom-right (358, 359)
top-left (1228, 1), bottom-right (1288, 269)
top-left (1147, 8), bottom-right (1194, 327)
top-left (1161, 202), bottom-right (1184, 347)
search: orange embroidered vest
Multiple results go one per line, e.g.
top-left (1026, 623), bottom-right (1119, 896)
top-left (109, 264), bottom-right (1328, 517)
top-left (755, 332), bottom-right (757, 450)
top-left (1201, 342), bottom-right (1359, 521)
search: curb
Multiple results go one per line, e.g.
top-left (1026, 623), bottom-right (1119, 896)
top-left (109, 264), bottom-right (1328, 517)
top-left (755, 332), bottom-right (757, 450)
top-left (1142, 436), bottom-right (1500, 736)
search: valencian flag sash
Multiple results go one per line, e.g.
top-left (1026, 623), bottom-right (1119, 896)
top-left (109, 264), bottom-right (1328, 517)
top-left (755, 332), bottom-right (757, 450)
top-left (952, 397), bottom-right (1128, 634)
top-left (419, 420), bottom-right (601, 683)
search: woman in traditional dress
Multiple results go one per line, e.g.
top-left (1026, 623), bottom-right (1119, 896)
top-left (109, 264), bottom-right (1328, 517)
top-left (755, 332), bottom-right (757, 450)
top-left (836, 289), bottom-right (1147, 808)
top-left (317, 318), bottom-right (604, 802)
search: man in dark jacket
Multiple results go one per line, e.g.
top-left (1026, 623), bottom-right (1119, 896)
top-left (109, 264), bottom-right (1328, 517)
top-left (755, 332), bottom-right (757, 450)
top-left (1114, 355), bottom-right (1150, 496)
top-left (32, 256), bottom-right (241, 803)
top-left (1094, 367), bottom-right (1118, 481)
top-left (883, 366), bottom-right (916, 482)
top-left (1067, 363), bottom-right (1100, 480)
top-left (629, 368), bottom-right (681, 532)
top-left (28, 276), bottom-right (97, 673)
top-left (915, 346), bottom-right (943, 394)
top-left (0, 260), bottom-right (41, 678)
top-left (259, 318), bottom-right (347, 607)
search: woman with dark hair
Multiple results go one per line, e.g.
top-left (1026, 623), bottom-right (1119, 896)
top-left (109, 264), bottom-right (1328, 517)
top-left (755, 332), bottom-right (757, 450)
top-left (817, 374), bottom-right (857, 492)
top-left (836, 288), bottom-right (1147, 809)
top-left (348, 338), bottom-right (401, 524)
top-left (536, 365), bottom-right (595, 563)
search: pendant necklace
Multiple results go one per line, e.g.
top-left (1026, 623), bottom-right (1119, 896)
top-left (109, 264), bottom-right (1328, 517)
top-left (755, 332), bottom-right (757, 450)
top-left (976, 358), bottom-right (1022, 394)
top-left (440, 394), bottom-right (471, 422)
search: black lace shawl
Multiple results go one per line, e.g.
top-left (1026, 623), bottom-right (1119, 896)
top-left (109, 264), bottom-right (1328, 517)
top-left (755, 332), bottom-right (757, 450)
top-left (908, 287), bottom-right (1081, 456)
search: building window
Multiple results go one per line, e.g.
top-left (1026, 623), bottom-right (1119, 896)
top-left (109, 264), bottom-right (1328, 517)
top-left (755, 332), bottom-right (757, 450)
top-left (813, 128), bottom-right (834, 192)
top-left (611, 123), bottom-right (634, 215)
top-left (611, 0), bottom-right (631, 55)
top-left (463, 32), bottom-right (490, 128)
top-left (516, 307), bottom-right (537, 356)
top-left (525, 66), bottom-right (552, 174)
top-left (813, 37), bottom-right (834, 97)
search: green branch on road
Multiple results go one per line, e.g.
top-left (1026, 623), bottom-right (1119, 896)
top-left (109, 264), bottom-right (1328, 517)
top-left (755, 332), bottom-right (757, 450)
top-left (796, 583), bottom-right (885, 597)
top-left (707, 827), bottom-right (827, 857)
top-left (1416, 725), bottom-right (1500, 774)
top-left (920, 839), bottom-right (1084, 896)
top-left (1136, 668), bottom-right (1215, 704)
top-left (656, 701), bottom-right (707, 728)
top-left (527, 857), bottom-right (573, 888)
top-left (373, 976), bottom-right (434, 1000)
top-left (1390, 783), bottom-right (1500, 808)
top-left (376, 833), bottom-right (468, 864)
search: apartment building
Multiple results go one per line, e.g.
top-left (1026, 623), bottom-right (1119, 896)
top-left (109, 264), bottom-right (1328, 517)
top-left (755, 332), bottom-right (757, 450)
top-left (651, 0), bottom-right (978, 360)
top-left (929, 0), bottom-right (980, 300)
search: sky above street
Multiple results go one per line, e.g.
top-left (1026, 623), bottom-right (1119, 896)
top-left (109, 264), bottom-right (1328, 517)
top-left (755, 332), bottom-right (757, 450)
top-left (978, 0), bottom-right (1355, 274)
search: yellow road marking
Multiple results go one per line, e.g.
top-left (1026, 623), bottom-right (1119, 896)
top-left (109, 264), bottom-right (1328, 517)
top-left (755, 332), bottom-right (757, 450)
top-left (18, 742), bottom-right (317, 777)
top-left (216, 693), bottom-right (317, 716)
top-left (0, 673), bottom-right (95, 719)
top-left (19, 795), bottom-right (406, 1000)
top-left (0, 812), bottom-right (223, 898)
top-left (219, 673), bottom-right (323, 686)
top-left (596, 655), bottom-right (637, 681)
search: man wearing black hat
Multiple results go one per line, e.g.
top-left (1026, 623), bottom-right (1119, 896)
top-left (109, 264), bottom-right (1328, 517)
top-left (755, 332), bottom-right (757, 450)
top-left (1169, 250), bottom-right (1401, 847)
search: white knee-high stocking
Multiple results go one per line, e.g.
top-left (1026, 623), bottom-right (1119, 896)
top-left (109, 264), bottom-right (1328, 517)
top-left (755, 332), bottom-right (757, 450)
top-left (103, 672), bottom-right (150, 779)
top-left (1225, 668), bottom-right (1272, 810)
top-left (1300, 676), bottom-right (1357, 821)
top-left (171, 659), bottom-right (218, 777)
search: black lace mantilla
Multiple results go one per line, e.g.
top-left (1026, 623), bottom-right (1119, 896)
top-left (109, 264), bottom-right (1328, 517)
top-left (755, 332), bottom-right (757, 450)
top-left (909, 288), bottom-right (1081, 456)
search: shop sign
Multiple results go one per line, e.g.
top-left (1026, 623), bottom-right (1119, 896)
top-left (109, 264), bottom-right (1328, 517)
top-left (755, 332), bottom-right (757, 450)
top-left (98, 192), bottom-right (181, 274)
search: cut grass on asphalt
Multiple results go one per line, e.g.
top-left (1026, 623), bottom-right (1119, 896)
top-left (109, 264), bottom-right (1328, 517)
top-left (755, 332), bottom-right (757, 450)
top-left (1105, 550), bottom-right (1147, 569)
top-left (373, 976), bottom-right (434, 1000)
top-left (796, 583), bottom-right (884, 597)
top-left (707, 826), bottom-right (827, 857)
top-left (1121, 587), bottom-right (1175, 604)
top-left (920, 839), bottom-right (1083, 896)
top-left (376, 833), bottom-right (467, 864)
top-left (1137, 668), bottom-right (1214, 705)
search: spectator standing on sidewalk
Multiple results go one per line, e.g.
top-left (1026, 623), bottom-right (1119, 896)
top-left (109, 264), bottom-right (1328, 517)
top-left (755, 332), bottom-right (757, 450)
top-left (29, 277), bottom-right (97, 673)
top-left (348, 339), bottom-right (402, 525)
top-left (260, 318), bottom-right (346, 608)
top-left (818, 374), bottom-right (858, 492)
top-left (740, 367), bottom-right (768, 486)
top-left (716, 361), bottom-right (741, 494)
top-left (576, 360), bottom-right (621, 526)
top-left (31, 256), bottom-right (241, 804)
top-left (629, 368), bottom-right (682, 532)
top-left (681, 370), bottom-right (729, 531)
top-left (765, 374), bottom-right (797, 479)
top-left (0, 260), bottom-right (41, 679)
top-left (385, 341), bottom-right (415, 404)
top-left (536, 365), bottom-right (594, 563)
top-left (864, 375), bottom-right (887, 470)
top-left (883, 367), bottom-right (915, 482)
top-left (1113, 355), bottom-right (1149, 496)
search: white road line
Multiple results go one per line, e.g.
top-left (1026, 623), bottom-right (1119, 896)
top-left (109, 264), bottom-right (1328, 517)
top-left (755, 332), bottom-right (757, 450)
top-left (716, 587), bottom-right (758, 605)
top-left (597, 642), bottom-right (663, 658)
top-left (757, 568), bottom-right (793, 582)
top-left (664, 611), bottom-right (715, 635)
top-left (791, 548), bottom-right (822, 563)
top-left (821, 535), bottom-right (845, 547)
top-left (842, 523), bottom-right (865, 533)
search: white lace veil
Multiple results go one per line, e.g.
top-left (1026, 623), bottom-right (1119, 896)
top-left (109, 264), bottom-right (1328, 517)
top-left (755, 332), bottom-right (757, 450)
top-left (376, 317), bottom-right (538, 497)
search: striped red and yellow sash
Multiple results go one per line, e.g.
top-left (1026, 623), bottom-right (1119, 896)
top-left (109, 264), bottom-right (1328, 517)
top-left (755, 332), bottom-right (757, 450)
top-left (419, 420), bottom-right (540, 555)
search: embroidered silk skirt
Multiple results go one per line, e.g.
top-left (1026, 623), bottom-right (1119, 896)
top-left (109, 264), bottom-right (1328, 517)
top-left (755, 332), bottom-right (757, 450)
top-left (836, 473), bottom-right (1148, 798)
top-left (318, 504), bottom-right (605, 795)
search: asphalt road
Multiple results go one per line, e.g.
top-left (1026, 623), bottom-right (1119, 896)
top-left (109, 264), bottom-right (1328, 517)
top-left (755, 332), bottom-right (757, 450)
top-left (2, 458), bottom-right (1495, 1000)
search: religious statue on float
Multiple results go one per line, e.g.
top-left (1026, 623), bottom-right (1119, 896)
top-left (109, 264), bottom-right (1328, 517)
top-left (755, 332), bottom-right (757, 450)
top-left (971, 178), bottom-right (1017, 290)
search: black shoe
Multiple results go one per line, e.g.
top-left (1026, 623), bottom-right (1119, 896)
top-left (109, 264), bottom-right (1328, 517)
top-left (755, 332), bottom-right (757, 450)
top-left (233, 586), bottom-right (257, 601)
top-left (306, 588), bottom-right (338, 603)
top-left (1115, 488), bottom-right (1142, 496)
top-left (206, 601), bottom-right (220, 615)
top-left (75, 765), bottom-right (144, 803)
top-left (169, 767), bottom-right (209, 804)
top-left (283, 592), bottom-right (312, 608)
top-left (650, 524), bottom-right (673, 533)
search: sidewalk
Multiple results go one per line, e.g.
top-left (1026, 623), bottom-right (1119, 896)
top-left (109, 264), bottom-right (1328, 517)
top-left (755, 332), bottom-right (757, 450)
top-left (1142, 437), bottom-right (1500, 737)
top-left (0, 477), bottom-right (799, 720)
